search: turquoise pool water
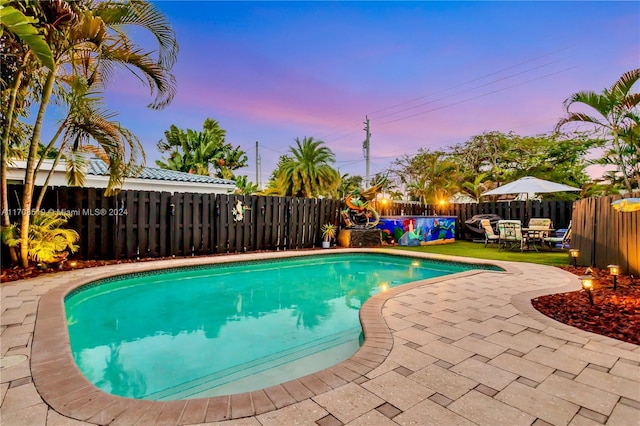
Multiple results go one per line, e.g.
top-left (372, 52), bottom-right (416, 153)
top-left (65, 253), bottom-right (499, 400)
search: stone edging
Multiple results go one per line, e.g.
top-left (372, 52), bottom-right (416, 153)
top-left (31, 249), bottom-right (514, 424)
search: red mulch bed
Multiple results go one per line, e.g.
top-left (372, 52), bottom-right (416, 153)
top-left (2, 258), bottom-right (639, 345)
top-left (1, 257), bottom-right (171, 282)
top-left (533, 266), bottom-right (640, 345)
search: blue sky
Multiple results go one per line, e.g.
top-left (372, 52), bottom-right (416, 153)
top-left (55, 1), bottom-right (640, 185)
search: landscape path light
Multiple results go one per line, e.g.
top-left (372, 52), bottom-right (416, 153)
top-left (579, 274), bottom-right (595, 306)
top-left (608, 264), bottom-right (620, 290)
top-left (569, 248), bottom-right (580, 267)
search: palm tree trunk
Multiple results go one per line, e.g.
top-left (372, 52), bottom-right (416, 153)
top-left (1, 57), bottom-right (29, 264)
top-left (35, 122), bottom-right (65, 172)
top-left (32, 122), bottom-right (66, 213)
top-left (34, 141), bottom-right (66, 212)
top-left (612, 131), bottom-right (632, 192)
top-left (19, 67), bottom-right (56, 267)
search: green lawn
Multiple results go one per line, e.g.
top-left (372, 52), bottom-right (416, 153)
top-left (387, 241), bottom-right (570, 266)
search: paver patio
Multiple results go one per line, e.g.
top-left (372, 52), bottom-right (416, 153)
top-left (1, 249), bottom-right (639, 425)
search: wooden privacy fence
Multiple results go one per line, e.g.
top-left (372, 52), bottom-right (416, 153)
top-left (4, 185), bottom-right (574, 262)
top-left (571, 192), bottom-right (639, 276)
top-left (4, 186), bottom-right (341, 260)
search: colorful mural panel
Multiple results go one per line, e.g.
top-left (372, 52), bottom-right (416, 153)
top-left (378, 216), bottom-right (456, 246)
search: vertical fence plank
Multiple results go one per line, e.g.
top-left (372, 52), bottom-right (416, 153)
top-left (216, 195), bottom-right (228, 253)
top-left (159, 192), bottom-right (170, 257)
top-left (275, 197), bottom-right (285, 250)
top-left (191, 193), bottom-right (201, 256)
top-left (85, 188), bottom-right (97, 258)
top-left (200, 194), bottom-right (209, 254)
top-left (147, 191), bottom-right (158, 257)
top-left (254, 196), bottom-right (265, 250)
top-left (171, 193), bottom-right (181, 256)
top-left (125, 191), bottom-right (136, 258)
top-left (232, 196), bottom-right (244, 252)
top-left (137, 191), bottom-right (148, 257)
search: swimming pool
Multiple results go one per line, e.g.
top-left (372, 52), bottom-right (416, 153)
top-left (64, 252), bottom-right (501, 400)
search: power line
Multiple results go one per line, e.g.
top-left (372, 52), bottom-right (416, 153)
top-left (371, 56), bottom-right (571, 121)
top-left (260, 144), bottom-right (287, 155)
top-left (378, 66), bottom-right (577, 126)
top-left (366, 45), bottom-right (575, 116)
top-left (318, 124), bottom-right (360, 140)
top-left (323, 47), bottom-right (576, 144)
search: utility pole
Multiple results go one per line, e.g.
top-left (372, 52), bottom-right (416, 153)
top-left (363, 116), bottom-right (371, 188)
top-left (255, 141), bottom-right (261, 189)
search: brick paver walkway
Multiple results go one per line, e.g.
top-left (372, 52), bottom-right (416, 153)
top-left (1, 249), bottom-right (639, 425)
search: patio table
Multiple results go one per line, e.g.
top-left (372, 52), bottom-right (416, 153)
top-left (522, 228), bottom-right (554, 252)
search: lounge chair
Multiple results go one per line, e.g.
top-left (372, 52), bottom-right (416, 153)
top-left (543, 221), bottom-right (572, 251)
top-left (481, 219), bottom-right (500, 247)
top-left (497, 220), bottom-right (523, 251)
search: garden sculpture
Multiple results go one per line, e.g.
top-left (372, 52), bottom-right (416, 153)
top-left (232, 200), bottom-right (249, 222)
top-left (341, 178), bottom-right (385, 229)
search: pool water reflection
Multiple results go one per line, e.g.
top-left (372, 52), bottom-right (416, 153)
top-left (65, 253), bottom-right (494, 400)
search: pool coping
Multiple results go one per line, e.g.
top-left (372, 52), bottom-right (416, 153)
top-left (30, 248), bottom-right (520, 424)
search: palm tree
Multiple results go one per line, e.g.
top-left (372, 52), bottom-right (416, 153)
top-left (407, 175), bottom-right (430, 204)
top-left (556, 69), bottom-right (640, 192)
top-left (461, 173), bottom-right (492, 202)
top-left (156, 118), bottom-right (248, 179)
top-left (407, 151), bottom-right (458, 204)
top-left (1, 0), bottom-right (62, 263)
top-left (0, 0), bottom-right (54, 69)
top-left (33, 76), bottom-right (144, 211)
top-left (336, 174), bottom-right (362, 199)
top-left (274, 137), bottom-right (340, 198)
top-left (589, 112), bottom-right (640, 191)
top-left (1, 210), bottom-right (79, 264)
top-left (3, 0), bottom-right (178, 267)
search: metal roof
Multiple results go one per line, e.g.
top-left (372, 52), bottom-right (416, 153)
top-left (88, 159), bottom-right (236, 186)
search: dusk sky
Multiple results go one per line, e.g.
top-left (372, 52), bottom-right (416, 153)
top-left (50, 1), bottom-right (640, 185)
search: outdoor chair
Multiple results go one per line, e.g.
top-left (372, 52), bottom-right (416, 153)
top-left (497, 220), bottom-right (523, 251)
top-left (481, 219), bottom-right (500, 247)
top-left (527, 218), bottom-right (552, 232)
top-left (543, 221), bottom-right (572, 251)
top-left (525, 218), bottom-right (553, 250)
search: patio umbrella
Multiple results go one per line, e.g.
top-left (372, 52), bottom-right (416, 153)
top-left (611, 198), bottom-right (640, 212)
top-left (482, 176), bottom-right (581, 223)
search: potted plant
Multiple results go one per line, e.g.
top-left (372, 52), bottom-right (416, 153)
top-left (321, 223), bottom-right (337, 248)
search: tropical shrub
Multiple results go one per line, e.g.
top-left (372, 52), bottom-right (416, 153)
top-left (2, 211), bottom-right (79, 264)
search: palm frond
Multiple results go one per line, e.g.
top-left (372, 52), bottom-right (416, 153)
top-left (65, 151), bottom-right (88, 186)
top-left (94, 0), bottom-right (178, 69)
